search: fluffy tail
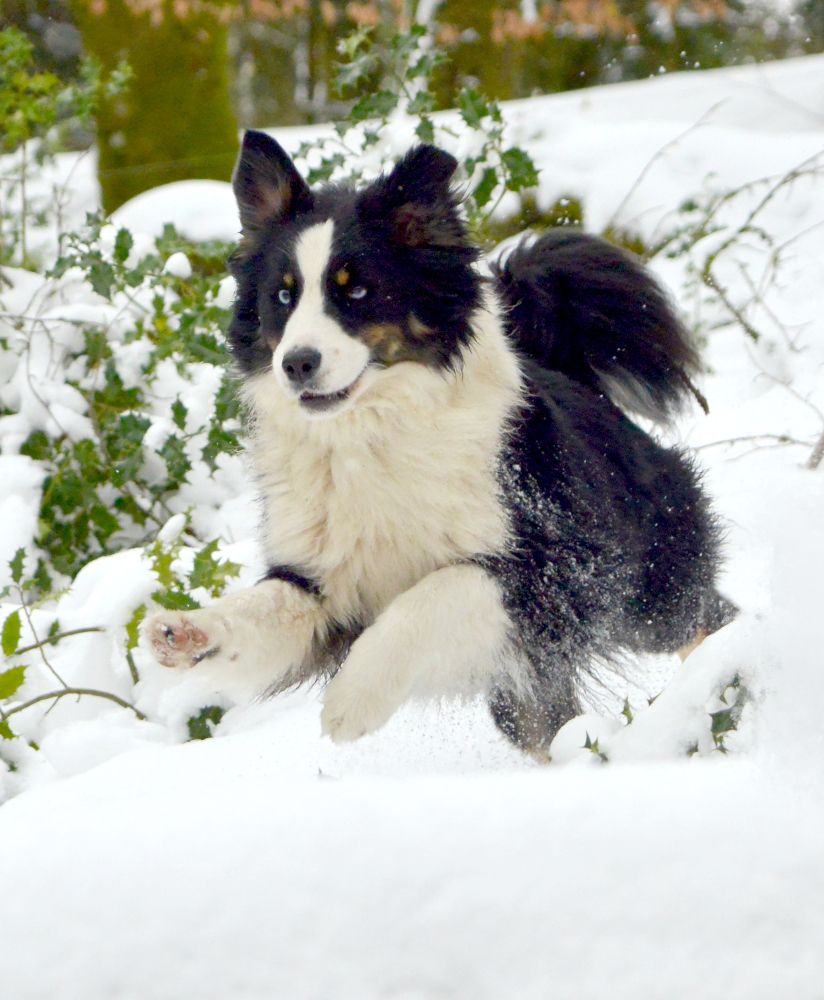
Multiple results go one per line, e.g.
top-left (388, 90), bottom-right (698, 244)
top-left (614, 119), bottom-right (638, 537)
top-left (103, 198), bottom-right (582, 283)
top-left (492, 230), bottom-right (705, 422)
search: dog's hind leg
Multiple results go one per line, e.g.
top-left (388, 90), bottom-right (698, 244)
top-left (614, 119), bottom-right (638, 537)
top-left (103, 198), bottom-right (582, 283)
top-left (677, 630), bottom-right (708, 663)
top-left (489, 668), bottom-right (580, 762)
top-left (320, 564), bottom-right (515, 743)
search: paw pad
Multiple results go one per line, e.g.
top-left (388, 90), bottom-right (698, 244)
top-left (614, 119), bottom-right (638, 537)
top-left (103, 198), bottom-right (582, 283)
top-left (147, 615), bottom-right (216, 668)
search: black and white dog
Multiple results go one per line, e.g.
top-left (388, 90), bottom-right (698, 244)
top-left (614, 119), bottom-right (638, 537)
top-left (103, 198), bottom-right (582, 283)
top-left (146, 131), bottom-right (734, 755)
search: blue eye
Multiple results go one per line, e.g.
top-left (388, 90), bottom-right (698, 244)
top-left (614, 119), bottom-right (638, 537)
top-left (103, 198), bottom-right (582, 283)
top-left (349, 286), bottom-right (368, 300)
top-left (278, 288), bottom-right (292, 305)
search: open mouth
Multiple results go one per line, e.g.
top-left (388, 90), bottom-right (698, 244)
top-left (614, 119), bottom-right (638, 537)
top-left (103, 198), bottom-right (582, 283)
top-left (298, 377), bottom-right (361, 413)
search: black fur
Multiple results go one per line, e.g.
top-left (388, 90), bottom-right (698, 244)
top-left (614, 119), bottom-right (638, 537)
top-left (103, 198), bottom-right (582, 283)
top-left (228, 133), bottom-right (481, 377)
top-left (493, 230), bottom-right (705, 421)
top-left (480, 231), bottom-right (735, 753)
top-left (227, 135), bottom-right (735, 756)
top-left (478, 362), bottom-right (734, 753)
top-left (261, 564), bottom-right (322, 597)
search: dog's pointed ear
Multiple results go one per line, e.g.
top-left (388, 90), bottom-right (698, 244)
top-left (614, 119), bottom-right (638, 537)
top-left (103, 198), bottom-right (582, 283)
top-left (359, 145), bottom-right (468, 249)
top-left (232, 130), bottom-right (312, 232)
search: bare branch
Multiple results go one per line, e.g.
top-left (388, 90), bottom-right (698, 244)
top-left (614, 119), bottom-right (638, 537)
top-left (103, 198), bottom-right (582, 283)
top-left (4, 687), bottom-right (146, 722)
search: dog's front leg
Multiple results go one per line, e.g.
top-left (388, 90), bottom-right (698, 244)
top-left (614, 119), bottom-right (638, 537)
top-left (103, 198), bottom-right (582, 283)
top-left (321, 564), bottom-right (513, 742)
top-left (144, 579), bottom-right (327, 692)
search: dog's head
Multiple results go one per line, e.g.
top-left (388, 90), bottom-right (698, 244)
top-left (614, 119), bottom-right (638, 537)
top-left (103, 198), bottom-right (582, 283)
top-left (228, 131), bottom-right (481, 418)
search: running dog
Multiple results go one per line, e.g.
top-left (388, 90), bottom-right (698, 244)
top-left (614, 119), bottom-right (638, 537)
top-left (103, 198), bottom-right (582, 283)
top-left (145, 132), bottom-right (735, 755)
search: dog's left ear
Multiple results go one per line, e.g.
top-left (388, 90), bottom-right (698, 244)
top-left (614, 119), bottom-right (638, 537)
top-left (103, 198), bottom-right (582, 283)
top-left (232, 130), bottom-right (313, 233)
top-left (359, 145), bottom-right (468, 249)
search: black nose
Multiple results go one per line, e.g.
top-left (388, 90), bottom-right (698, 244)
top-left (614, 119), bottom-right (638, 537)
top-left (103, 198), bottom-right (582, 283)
top-left (282, 347), bottom-right (321, 386)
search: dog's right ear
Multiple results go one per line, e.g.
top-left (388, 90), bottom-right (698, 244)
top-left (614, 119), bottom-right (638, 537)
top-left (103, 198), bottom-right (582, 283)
top-left (232, 130), bottom-right (312, 233)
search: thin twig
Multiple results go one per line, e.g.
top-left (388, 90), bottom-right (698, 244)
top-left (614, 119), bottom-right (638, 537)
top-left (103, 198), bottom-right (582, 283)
top-left (14, 626), bottom-right (104, 657)
top-left (4, 687), bottom-right (146, 722)
top-left (702, 270), bottom-right (762, 342)
top-left (745, 349), bottom-right (824, 469)
top-left (703, 149), bottom-right (824, 274)
top-left (14, 586), bottom-right (68, 689)
top-left (749, 353), bottom-right (824, 425)
top-left (695, 433), bottom-right (812, 451)
top-left (606, 102), bottom-right (726, 235)
top-left (807, 430), bottom-right (824, 471)
top-left (125, 649), bottom-right (140, 685)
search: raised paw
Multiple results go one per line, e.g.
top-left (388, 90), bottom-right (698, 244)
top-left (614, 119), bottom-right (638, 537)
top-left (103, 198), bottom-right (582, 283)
top-left (320, 673), bottom-right (399, 743)
top-left (144, 611), bottom-right (221, 668)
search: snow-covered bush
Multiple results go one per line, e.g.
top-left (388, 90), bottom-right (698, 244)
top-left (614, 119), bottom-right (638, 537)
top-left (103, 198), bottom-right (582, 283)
top-left (0, 211), bottom-right (248, 783)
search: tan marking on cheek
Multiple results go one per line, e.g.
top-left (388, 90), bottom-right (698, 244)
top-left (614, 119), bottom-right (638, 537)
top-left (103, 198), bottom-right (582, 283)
top-left (384, 338), bottom-right (404, 361)
top-left (360, 325), bottom-right (384, 349)
top-left (360, 323), bottom-right (403, 347)
top-left (335, 268), bottom-right (350, 287)
top-left (361, 323), bottom-right (404, 353)
top-left (408, 313), bottom-right (435, 338)
top-left (283, 272), bottom-right (295, 288)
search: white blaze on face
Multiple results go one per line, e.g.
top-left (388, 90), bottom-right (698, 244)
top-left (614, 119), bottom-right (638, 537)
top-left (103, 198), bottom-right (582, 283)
top-left (273, 220), bottom-right (370, 397)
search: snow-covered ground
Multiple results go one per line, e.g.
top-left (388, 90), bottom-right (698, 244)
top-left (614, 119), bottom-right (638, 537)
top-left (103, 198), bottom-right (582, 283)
top-left (1, 55), bottom-right (824, 998)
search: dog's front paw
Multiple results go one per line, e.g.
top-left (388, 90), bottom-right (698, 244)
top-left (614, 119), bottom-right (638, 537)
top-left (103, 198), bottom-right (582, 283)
top-left (320, 673), bottom-right (399, 743)
top-left (144, 611), bottom-right (222, 668)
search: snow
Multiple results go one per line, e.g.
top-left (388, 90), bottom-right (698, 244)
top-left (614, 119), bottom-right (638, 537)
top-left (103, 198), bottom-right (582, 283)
top-left (111, 178), bottom-right (240, 242)
top-left (0, 456), bottom-right (44, 589)
top-left (1, 54), bottom-right (824, 998)
top-left (162, 250), bottom-right (193, 279)
top-left (2, 748), bottom-right (821, 1000)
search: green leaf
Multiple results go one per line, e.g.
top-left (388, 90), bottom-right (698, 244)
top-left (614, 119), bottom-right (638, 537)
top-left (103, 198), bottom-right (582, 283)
top-left (125, 604), bottom-right (146, 651)
top-left (171, 398), bottom-right (188, 431)
top-left (473, 167), bottom-right (498, 210)
top-left (32, 559), bottom-right (52, 594)
top-left (407, 50), bottom-right (446, 80)
top-left (113, 227), bottom-right (134, 264)
top-left (158, 434), bottom-right (191, 485)
top-left (90, 503), bottom-right (120, 542)
top-left (151, 588), bottom-right (200, 612)
top-left (459, 88), bottom-right (489, 129)
top-left (87, 257), bottom-right (116, 299)
top-left (2, 611), bottom-right (21, 657)
top-left (501, 147), bottom-right (540, 192)
top-left (9, 548), bottom-right (25, 584)
top-left (189, 539), bottom-right (220, 591)
top-left (114, 493), bottom-right (147, 526)
top-left (350, 90), bottom-right (397, 123)
top-left (189, 540), bottom-right (240, 596)
top-left (407, 91), bottom-right (435, 115)
top-left (0, 665), bottom-right (26, 699)
top-left (415, 118), bottom-right (435, 144)
top-left (149, 541), bottom-right (175, 588)
top-left (336, 26), bottom-right (372, 61)
top-left (0, 719), bottom-right (15, 740)
top-left (335, 51), bottom-right (379, 91)
top-left (583, 731), bottom-right (608, 762)
top-left (187, 705), bottom-right (226, 741)
top-left (710, 706), bottom-right (737, 737)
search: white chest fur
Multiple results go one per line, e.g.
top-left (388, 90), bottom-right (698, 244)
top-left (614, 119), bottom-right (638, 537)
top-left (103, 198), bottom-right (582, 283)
top-left (244, 299), bottom-right (523, 625)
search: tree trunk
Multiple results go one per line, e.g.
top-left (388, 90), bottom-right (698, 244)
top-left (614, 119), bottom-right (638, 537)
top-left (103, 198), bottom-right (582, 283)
top-left (72, 0), bottom-right (239, 212)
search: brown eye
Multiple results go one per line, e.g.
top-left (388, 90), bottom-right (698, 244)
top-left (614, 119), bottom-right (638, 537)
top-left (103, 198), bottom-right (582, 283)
top-left (348, 285), bottom-right (368, 300)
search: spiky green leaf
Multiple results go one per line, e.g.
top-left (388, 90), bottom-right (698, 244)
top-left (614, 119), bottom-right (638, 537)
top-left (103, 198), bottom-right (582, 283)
top-left (2, 611), bottom-right (21, 657)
